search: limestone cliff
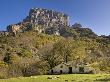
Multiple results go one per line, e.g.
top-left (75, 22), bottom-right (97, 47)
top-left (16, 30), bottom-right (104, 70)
top-left (7, 8), bottom-right (69, 35)
top-left (24, 8), bottom-right (69, 27)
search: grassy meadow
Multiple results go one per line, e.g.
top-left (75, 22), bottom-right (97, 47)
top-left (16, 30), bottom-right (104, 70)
top-left (0, 74), bottom-right (110, 82)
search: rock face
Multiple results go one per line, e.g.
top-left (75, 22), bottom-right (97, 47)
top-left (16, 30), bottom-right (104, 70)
top-left (7, 8), bottom-right (69, 35)
top-left (7, 24), bottom-right (21, 35)
top-left (23, 8), bottom-right (69, 27)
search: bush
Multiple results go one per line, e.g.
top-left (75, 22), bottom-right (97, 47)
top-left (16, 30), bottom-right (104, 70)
top-left (0, 61), bottom-right (8, 79)
top-left (18, 49), bottom-right (32, 57)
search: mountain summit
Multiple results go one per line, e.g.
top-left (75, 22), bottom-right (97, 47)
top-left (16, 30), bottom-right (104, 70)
top-left (7, 8), bottom-right (69, 35)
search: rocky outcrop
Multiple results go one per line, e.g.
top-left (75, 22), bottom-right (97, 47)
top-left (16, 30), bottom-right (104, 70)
top-left (72, 23), bottom-right (98, 38)
top-left (7, 24), bottom-right (21, 35)
top-left (23, 8), bottom-right (69, 27)
top-left (0, 31), bottom-right (9, 37)
top-left (72, 23), bottom-right (82, 28)
top-left (7, 8), bottom-right (69, 35)
top-left (45, 27), bottom-right (60, 35)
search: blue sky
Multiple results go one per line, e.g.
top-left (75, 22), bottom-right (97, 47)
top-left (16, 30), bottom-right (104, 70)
top-left (0, 0), bottom-right (110, 35)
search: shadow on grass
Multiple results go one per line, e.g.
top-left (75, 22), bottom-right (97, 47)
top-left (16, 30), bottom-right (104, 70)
top-left (94, 78), bottom-right (110, 81)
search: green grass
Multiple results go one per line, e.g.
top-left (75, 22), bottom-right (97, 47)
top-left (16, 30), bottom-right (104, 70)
top-left (1, 74), bottom-right (110, 82)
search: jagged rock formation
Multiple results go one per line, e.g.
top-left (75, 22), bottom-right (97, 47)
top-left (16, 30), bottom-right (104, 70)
top-left (7, 8), bottom-right (69, 35)
top-left (4, 8), bottom-right (97, 38)
top-left (24, 8), bottom-right (69, 27)
top-left (7, 24), bottom-right (22, 35)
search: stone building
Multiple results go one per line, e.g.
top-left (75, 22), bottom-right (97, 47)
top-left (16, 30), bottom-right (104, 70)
top-left (48, 62), bottom-right (96, 74)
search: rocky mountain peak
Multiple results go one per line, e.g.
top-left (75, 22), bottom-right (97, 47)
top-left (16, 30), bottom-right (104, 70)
top-left (6, 8), bottom-right (69, 35)
top-left (23, 8), bottom-right (69, 27)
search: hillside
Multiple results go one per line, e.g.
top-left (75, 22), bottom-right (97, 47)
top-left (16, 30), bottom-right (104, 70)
top-left (0, 27), bottom-right (110, 78)
top-left (0, 8), bottom-right (110, 79)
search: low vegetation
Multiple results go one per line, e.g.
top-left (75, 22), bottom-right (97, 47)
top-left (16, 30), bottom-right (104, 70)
top-left (1, 74), bottom-right (110, 82)
top-left (1, 24), bottom-right (110, 78)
